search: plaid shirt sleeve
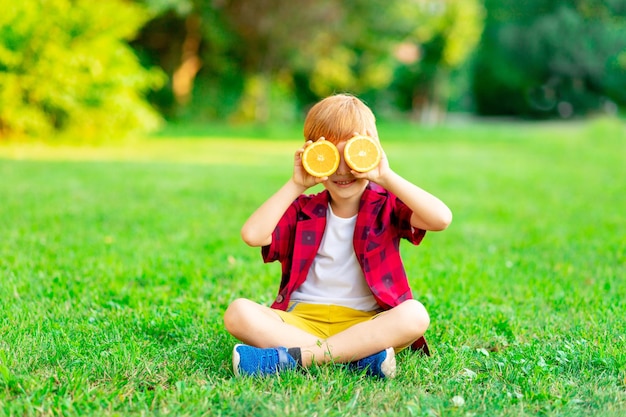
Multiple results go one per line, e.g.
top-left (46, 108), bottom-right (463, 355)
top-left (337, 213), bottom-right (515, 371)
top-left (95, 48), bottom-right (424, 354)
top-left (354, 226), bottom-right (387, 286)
top-left (262, 202), bottom-right (297, 265)
top-left (391, 195), bottom-right (426, 245)
top-left (261, 197), bottom-right (300, 296)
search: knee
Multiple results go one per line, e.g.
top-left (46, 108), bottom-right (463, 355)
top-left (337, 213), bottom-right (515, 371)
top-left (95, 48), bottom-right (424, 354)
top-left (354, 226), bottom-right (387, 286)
top-left (397, 299), bottom-right (430, 337)
top-left (223, 298), bottom-right (253, 334)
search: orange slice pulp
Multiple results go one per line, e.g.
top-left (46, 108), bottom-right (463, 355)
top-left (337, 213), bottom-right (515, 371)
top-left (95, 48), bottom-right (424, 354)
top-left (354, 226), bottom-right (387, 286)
top-left (344, 135), bottom-right (381, 173)
top-left (301, 140), bottom-right (340, 177)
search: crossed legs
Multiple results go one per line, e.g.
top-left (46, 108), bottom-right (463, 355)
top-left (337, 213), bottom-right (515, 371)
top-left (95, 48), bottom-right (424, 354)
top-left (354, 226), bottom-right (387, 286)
top-left (223, 298), bottom-right (430, 367)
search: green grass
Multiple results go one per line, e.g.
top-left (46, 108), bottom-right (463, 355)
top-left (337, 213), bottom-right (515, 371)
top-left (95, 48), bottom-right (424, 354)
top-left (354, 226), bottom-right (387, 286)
top-left (0, 118), bottom-right (625, 416)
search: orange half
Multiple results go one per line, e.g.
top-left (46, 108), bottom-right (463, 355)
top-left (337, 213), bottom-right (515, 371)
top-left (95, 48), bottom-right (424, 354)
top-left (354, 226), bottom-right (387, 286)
top-left (302, 140), bottom-right (340, 177)
top-left (344, 135), bottom-right (381, 173)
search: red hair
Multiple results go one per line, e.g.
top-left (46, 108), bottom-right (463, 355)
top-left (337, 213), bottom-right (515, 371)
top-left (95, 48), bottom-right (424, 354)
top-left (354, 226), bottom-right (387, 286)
top-left (303, 94), bottom-right (377, 144)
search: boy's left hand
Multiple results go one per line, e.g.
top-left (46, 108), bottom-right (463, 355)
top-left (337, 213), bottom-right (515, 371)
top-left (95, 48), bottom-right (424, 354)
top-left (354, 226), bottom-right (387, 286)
top-left (349, 132), bottom-right (392, 184)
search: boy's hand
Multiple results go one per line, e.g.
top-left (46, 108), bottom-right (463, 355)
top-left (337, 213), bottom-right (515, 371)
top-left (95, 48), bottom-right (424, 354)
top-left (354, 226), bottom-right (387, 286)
top-left (293, 139), bottom-right (329, 188)
top-left (349, 132), bottom-right (392, 185)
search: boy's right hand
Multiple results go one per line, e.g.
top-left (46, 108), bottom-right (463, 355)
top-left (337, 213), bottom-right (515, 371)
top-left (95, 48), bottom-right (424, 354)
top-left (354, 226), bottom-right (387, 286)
top-left (293, 139), bottom-right (329, 188)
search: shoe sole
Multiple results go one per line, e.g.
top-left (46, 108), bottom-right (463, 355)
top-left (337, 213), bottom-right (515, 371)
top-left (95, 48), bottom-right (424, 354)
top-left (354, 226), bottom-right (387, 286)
top-left (380, 347), bottom-right (397, 378)
top-left (232, 344), bottom-right (243, 377)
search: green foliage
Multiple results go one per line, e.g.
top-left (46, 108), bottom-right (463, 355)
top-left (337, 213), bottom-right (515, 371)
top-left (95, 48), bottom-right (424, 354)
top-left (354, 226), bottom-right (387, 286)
top-left (135, 0), bottom-right (485, 124)
top-left (473, 0), bottom-right (626, 118)
top-left (0, 120), bottom-right (625, 415)
top-left (133, 0), bottom-right (240, 119)
top-left (388, 0), bottom-right (485, 119)
top-left (0, 0), bottom-right (165, 141)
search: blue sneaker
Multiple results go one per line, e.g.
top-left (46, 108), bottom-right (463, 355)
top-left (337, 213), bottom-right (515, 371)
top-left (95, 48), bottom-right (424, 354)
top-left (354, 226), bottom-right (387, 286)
top-left (232, 344), bottom-right (297, 377)
top-left (350, 347), bottom-right (396, 378)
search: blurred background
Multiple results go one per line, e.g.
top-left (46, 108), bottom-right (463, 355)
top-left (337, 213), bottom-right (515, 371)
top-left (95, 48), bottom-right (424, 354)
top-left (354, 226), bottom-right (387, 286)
top-left (1, 0), bottom-right (625, 141)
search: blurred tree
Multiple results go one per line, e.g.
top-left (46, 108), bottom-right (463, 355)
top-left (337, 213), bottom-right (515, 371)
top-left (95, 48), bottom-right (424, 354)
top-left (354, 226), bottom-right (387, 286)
top-left (0, 0), bottom-right (164, 141)
top-left (291, 1), bottom-right (412, 98)
top-left (135, 0), bottom-right (329, 120)
top-left (220, 0), bottom-right (338, 122)
top-left (136, 0), bottom-right (484, 124)
top-left (389, 0), bottom-right (484, 123)
top-left (224, 0), bottom-right (483, 123)
top-left (473, 0), bottom-right (626, 118)
top-left (134, 0), bottom-right (234, 118)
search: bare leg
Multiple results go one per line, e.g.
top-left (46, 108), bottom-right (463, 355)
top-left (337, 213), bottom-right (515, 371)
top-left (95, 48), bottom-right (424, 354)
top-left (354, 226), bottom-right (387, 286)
top-left (224, 298), bottom-right (429, 367)
top-left (223, 298), bottom-right (320, 348)
top-left (299, 299), bottom-right (429, 367)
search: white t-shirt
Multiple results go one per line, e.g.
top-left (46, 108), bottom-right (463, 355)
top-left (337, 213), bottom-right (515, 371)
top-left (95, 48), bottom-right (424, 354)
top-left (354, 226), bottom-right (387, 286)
top-left (291, 204), bottom-right (379, 311)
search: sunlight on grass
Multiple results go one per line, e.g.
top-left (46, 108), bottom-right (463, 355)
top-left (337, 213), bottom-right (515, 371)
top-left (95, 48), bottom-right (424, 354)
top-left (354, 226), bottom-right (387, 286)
top-left (0, 137), bottom-right (294, 166)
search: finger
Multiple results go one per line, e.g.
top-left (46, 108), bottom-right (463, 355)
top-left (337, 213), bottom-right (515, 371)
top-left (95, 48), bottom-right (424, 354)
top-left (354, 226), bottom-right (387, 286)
top-left (350, 170), bottom-right (367, 179)
top-left (297, 141), bottom-right (312, 155)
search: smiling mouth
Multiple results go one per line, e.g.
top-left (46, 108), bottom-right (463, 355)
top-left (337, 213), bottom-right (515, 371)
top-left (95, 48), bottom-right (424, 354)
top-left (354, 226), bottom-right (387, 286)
top-left (334, 179), bottom-right (355, 186)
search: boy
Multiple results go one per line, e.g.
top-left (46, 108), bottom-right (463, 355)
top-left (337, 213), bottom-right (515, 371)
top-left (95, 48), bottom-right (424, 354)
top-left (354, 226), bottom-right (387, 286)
top-left (223, 94), bottom-right (452, 378)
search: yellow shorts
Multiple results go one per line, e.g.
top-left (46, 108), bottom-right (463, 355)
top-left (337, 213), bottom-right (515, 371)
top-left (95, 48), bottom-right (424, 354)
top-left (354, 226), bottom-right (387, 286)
top-left (273, 301), bottom-right (383, 339)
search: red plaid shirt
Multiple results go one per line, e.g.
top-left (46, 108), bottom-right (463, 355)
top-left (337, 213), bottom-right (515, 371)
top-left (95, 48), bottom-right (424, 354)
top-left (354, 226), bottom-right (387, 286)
top-left (262, 183), bottom-right (431, 354)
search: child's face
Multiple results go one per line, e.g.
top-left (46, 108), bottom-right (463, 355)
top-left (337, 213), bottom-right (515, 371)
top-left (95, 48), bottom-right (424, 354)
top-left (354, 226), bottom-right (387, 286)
top-left (322, 140), bottom-right (369, 200)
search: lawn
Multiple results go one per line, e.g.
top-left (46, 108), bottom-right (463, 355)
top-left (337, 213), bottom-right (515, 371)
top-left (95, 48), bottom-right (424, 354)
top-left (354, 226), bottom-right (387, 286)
top-left (0, 118), bottom-right (624, 416)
